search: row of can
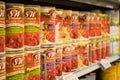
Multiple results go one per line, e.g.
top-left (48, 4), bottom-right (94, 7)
top-left (0, 1), bottom-right (118, 80)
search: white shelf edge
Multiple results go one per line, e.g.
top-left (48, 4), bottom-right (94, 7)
top-left (57, 54), bottom-right (120, 80)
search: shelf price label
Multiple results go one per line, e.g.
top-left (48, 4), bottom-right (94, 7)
top-left (62, 73), bottom-right (78, 80)
top-left (100, 59), bottom-right (111, 70)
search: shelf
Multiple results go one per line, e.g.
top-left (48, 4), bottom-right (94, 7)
top-left (2, 0), bottom-right (120, 10)
top-left (57, 54), bottom-right (120, 80)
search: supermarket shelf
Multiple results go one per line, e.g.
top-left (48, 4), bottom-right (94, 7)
top-left (57, 54), bottom-right (120, 80)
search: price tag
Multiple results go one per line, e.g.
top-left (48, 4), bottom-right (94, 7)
top-left (62, 73), bottom-right (78, 80)
top-left (100, 59), bottom-right (111, 70)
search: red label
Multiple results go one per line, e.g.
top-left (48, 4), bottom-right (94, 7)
top-left (44, 48), bottom-right (55, 58)
top-left (7, 8), bottom-right (22, 18)
top-left (25, 9), bottom-right (37, 18)
top-left (6, 55), bottom-right (24, 73)
top-left (25, 52), bottom-right (40, 68)
top-left (0, 60), bottom-right (5, 78)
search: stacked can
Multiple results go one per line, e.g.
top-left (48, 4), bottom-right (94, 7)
top-left (0, 1), bottom-right (5, 80)
top-left (6, 3), bottom-right (24, 80)
top-left (24, 5), bottom-right (41, 80)
top-left (78, 12), bottom-right (90, 68)
top-left (40, 7), bottom-right (56, 80)
top-left (55, 9), bottom-right (63, 77)
top-left (69, 11), bottom-right (80, 42)
top-left (89, 13), bottom-right (97, 63)
top-left (62, 10), bottom-right (72, 43)
top-left (95, 14), bottom-right (102, 61)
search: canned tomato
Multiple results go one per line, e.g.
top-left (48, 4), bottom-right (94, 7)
top-left (78, 40), bottom-right (89, 68)
top-left (90, 39), bottom-right (97, 63)
top-left (101, 39), bottom-right (106, 59)
top-left (6, 53), bottom-right (25, 80)
top-left (41, 7), bottom-right (56, 47)
top-left (70, 11), bottom-right (79, 42)
top-left (55, 44), bottom-right (62, 77)
top-left (0, 54), bottom-right (5, 80)
top-left (41, 47), bottom-right (56, 80)
top-left (71, 43), bottom-right (78, 70)
top-left (0, 1), bottom-right (5, 28)
top-left (62, 10), bottom-right (72, 43)
top-left (79, 12), bottom-right (89, 39)
top-left (106, 37), bottom-right (110, 57)
top-left (96, 38), bottom-right (102, 61)
top-left (62, 43), bottom-right (72, 74)
top-left (96, 14), bottom-right (102, 37)
top-left (0, 1), bottom-right (5, 54)
top-left (89, 13), bottom-right (96, 38)
top-left (24, 5), bottom-right (41, 47)
top-left (25, 50), bottom-right (40, 80)
top-left (55, 9), bottom-right (63, 44)
top-left (6, 3), bottom-right (24, 50)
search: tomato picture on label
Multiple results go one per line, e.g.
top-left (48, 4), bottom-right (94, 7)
top-left (41, 7), bottom-right (56, 45)
top-left (25, 32), bottom-right (40, 46)
top-left (70, 28), bottom-right (79, 39)
top-left (0, 36), bottom-right (5, 52)
top-left (6, 33), bottom-right (24, 48)
top-left (46, 30), bottom-right (55, 42)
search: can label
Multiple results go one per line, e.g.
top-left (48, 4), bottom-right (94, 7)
top-left (70, 12), bottom-right (79, 42)
top-left (0, 2), bottom-right (5, 55)
top-left (0, 2), bottom-right (5, 28)
top-left (41, 8), bottom-right (56, 46)
top-left (24, 6), bottom-right (40, 49)
top-left (6, 54), bottom-right (24, 80)
top-left (71, 44), bottom-right (78, 70)
top-left (62, 45), bottom-right (71, 73)
top-left (55, 45), bottom-right (62, 76)
top-left (25, 51), bottom-right (40, 80)
top-left (0, 27), bottom-right (5, 54)
top-left (55, 10), bottom-right (63, 44)
top-left (41, 48), bottom-right (56, 80)
top-left (6, 4), bottom-right (24, 53)
top-left (0, 55), bottom-right (5, 80)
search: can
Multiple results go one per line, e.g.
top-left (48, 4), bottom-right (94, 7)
top-left (24, 5), bottom-right (41, 47)
top-left (41, 7), bottom-right (56, 47)
top-left (6, 53), bottom-right (24, 80)
top-left (62, 10), bottom-right (72, 43)
top-left (78, 40), bottom-right (89, 69)
top-left (70, 11), bottom-right (79, 42)
top-left (55, 44), bottom-right (62, 77)
top-left (79, 12), bottom-right (89, 40)
top-left (41, 47), bottom-right (56, 80)
top-left (0, 1), bottom-right (5, 54)
top-left (62, 43), bottom-right (72, 74)
top-left (6, 3), bottom-right (25, 80)
top-left (71, 42), bottom-right (78, 70)
top-left (55, 9), bottom-right (63, 44)
top-left (0, 54), bottom-right (5, 80)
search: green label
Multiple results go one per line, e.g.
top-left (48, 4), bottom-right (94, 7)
top-left (7, 73), bottom-right (24, 80)
top-left (25, 25), bottom-right (40, 33)
top-left (0, 27), bottom-right (5, 37)
top-left (27, 68), bottom-right (40, 76)
top-left (6, 26), bottom-right (24, 35)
